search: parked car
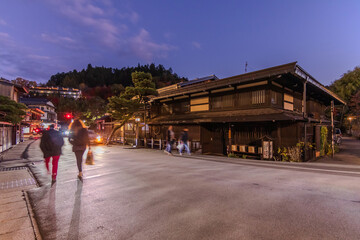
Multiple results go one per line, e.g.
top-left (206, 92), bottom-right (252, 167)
top-left (335, 128), bottom-right (342, 145)
top-left (88, 130), bottom-right (103, 144)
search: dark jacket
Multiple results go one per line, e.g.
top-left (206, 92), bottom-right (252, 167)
top-left (40, 129), bottom-right (64, 158)
top-left (68, 128), bottom-right (90, 152)
top-left (167, 129), bottom-right (175, 143)
top-left (180, 131), bottom-right (188, 143)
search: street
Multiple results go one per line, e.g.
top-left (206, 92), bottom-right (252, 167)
top-left (27, 139), bottom-right (360, 240)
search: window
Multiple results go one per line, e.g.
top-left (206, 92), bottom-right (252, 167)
top-left (237, 92), bottom-right (252, 106)
top-left (251, 90), bottom-right (265, 105)
top-left (284, 93), bottom-right (294, 111)
top-left (293, 97), bottom-right (302, 112)
top-left (173, 101), bottom-right (189, 113)
top-left (190, 97), bottom-right (209, 112)
top-left (211, 94), bottom-right (234, 110)
top-left (271, 91), bottom-right (282, 107)
top-left (161, 103), bottom-right (172, 114)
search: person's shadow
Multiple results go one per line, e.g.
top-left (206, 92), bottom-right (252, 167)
top-left (45, 185), bottom-right (57, 236)
top-left (67, 181), bottom-right (83, 240)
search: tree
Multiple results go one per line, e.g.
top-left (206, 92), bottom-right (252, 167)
top-left (0, 96), bottom-right (27, 124)
top-left (329, 66), bottom-right (360, 102)
top-left (80, 97), bottom-right (107, 127)
top-left (11, 77), bottom-right (37, 88)
top-left (106, 72), bottom-right (158, 144)
top-left (45, 63), bottom-right (187, 90)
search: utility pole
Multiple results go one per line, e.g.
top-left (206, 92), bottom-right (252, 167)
top-left (245, 61), bottom-right (248, 73)
top-left (331, 100), bottom-right (334, 158)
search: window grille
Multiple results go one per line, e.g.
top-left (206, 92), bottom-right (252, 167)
top-left (251, 90), bottom-right (265, 104)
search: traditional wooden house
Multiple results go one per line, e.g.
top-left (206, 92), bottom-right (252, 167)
top-left (148, 62), bottom-right (345, 160)
top-left (0, 78), bottom-right (28, 150)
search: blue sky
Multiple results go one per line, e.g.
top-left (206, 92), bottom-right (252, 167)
top-left (0, 0), bottom-right (359, 85)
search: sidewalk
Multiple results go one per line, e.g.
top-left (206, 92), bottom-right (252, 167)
top-left (0, 140), bottom-right (41, 240)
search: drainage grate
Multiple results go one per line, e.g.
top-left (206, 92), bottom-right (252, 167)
top-left (0, 178), bottom-right (37, 190)
top-left (0, 166), bottom-right (28, 171)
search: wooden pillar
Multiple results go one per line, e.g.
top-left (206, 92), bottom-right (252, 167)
top-left (331, 100), bottom-right (334, 158)
top-left (122, 125), bottom-right (125, 146)
top-left (303, 80), bottom-right (307, 161)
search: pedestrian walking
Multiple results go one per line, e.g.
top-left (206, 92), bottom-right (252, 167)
top-left (68, 119), bottom-right (90, 181)
top-left (164, 125), bottom-right (175, 155)
top-left (40, 124), bottom-right (64, 186)
top-left (179, 128), bottom-right (191, 155)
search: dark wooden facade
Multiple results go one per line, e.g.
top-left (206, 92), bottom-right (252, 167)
top-left (148, 62), bottom-right (345, 160)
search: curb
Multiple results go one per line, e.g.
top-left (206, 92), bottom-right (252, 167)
top-left (23, 191), bottom-right (42, 240)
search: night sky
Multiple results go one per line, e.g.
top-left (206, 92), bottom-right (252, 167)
top-left (0, 0), bottom-right (359, 85)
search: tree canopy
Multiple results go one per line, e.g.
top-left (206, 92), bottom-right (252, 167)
top-left (11, 77), bottom-right (38, 88)
top-left (0, 96), bottom-right (27, 124)
top-left (329, 66), bottom-right (360, 102)
top-left (46, 63), bottom-right (186, 90)
top-left (106, 71), bottom-right (158, 143)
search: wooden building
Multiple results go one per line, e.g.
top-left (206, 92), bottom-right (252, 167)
top-left (148, 62), bottom-right (345, 160)
top-left (0, 78), bottom-right (28, 151)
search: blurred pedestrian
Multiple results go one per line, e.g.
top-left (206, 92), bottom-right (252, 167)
top-left (179, 128), bottom-right (191, 155)
top-left (68, 119), bottom-right (90, 181)
top-left (40, 124), bottom-right (64, 186)
top-left (164, 125), bottom-right (175, 155)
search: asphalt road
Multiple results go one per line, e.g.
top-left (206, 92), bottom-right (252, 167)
top-left (27, 139), bottom-right (360, 240)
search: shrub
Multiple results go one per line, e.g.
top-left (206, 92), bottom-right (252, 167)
top-left (320, 126), bottom-right (328, 156)
top-left (288, 146), bottom-right (301, 162)
top-left (228, 153), bottom-right (238, 158)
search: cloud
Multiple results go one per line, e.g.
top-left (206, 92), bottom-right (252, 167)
top-left (41, 33), bottom-right (79, 49)
top-left (192, 41), bottom-right (201, 49)
top-left (129, 29), bottom-right (175, 61)
top-left (48, 0), bottom-right (125, 47)
top-left (27, 54), bottom-right (51, 60)
top-left (46, 0), bottom-right (176, 60)
top-left (0, 19), bottom-right (6, 26)
top-left (0, 33), bottom-right (64, 82)
top-left (0, 32), bottom-right (9, 38)
top-left (119, 11), bottom-right (139, 24)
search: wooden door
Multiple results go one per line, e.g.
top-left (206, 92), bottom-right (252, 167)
top-left (201, 124), bottom-right (226, 155)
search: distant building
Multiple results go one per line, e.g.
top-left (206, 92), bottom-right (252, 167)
top-left (20, 98), bottom-right (57, 125)
top-left (22, 107), bottom-right (45, 136)
top-left (0, 77), bottom-right (28, 102)
top-left (29, 86), bottom-right (81, 98)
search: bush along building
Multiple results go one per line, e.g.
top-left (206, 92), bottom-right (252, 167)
top-left (148, 62), bottom-right (345, 161)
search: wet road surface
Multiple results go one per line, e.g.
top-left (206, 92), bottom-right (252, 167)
top-left (27, 140), bottom-right (360, 240)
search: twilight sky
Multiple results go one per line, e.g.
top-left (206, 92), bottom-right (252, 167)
top-left (0, 0), bottom-right (359, 85)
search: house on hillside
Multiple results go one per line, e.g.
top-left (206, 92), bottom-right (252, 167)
top-left (29, 86), bottom-right (81, 99)
top-left (20, 98), bottom-right (57, 128)
top-left (148, 62), bottom-right (345, 160)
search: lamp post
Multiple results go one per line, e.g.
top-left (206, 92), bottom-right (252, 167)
top-left (135, 117), bottom-right (140, 147)
top-left (348, 117), bottom-right (353, 136)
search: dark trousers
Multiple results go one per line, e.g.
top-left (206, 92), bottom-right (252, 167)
top-left (75, 150), bottom-right (85, 172)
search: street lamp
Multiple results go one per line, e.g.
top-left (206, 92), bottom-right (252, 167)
top-left (348, 117), bottom-right (353, 135)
